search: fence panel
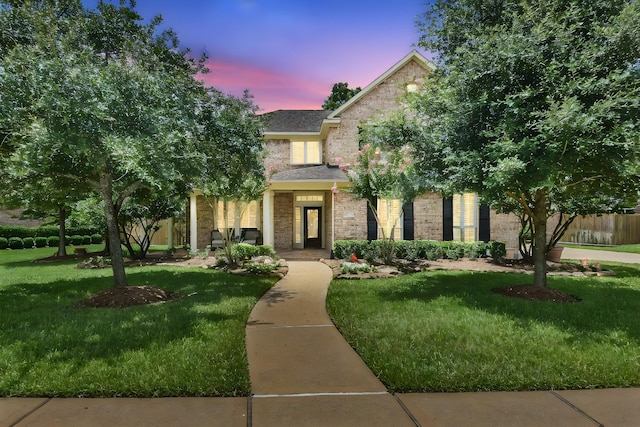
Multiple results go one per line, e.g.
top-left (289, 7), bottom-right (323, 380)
top-left (562, 214), bottom-right (640, 245)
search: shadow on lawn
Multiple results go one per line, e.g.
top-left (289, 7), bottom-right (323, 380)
top-left (375, 269), bottom-right (640, 342)
top-left (0, 268), bottom-right (273, 366)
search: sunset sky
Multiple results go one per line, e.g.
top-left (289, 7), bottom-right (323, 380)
top-left (84, 1), bottom-right (432, 112)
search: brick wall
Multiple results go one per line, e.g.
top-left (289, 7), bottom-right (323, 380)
top-left (327, 60), bottom-right (429, 164)
top-left (333, 192), bottom-right (368, 241)
top-left (274, 193), bottom-right (293, 249)
top-left (413, 193), bottom-right (443, 240)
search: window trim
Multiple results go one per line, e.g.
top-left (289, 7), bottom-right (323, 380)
top-left (290, 140), bottom-right (322, 165)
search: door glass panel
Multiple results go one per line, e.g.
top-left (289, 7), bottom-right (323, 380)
top-left (307, 209), bottom-right (319, 239)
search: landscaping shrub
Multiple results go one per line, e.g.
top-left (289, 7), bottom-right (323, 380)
top-left (0, 237), bottom-right (7, 249)
top-left (34, 237), bottom-right (48, 248)
top-left (69, 235), bottom-right (83, 245)
top-left (335, 239), bottom-right (504, 263)
top-left (82, 235), bottom-right (92, 245)
top-left (23, 237), bottom-right (35, 249)
top-left (441, 241), bottom-right (466, 259)
top-left (8, 237), bottom-right (24, 249)
top-left (90, 234), bottom-right (103, 244)
top-left (47, 236), bottom-right (60, 247)
top-left (0, 225), bottom-right (103, 239)
top-left (333, 240), bottom-right (369, 259)
top-left (416, 240), bottom-right (443, 260)
top-left (469, 241), bottom-right (488, 259)
top-left (488, 241), bottom-right (507, 259)
top-left (253, 245), bottom-right (278, 258)
top-left (0, 226), bottom-right (35, 239)
top-left (393, 241), bottom-right (411, 260)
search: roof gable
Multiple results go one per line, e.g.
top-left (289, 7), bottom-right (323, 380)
top-left (327, 50), bottom-right (435, 119)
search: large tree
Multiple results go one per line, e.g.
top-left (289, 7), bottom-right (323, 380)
top-left (322, 82), bottom-right (362, 110)
top-left (413, 0), bottom-right (640, 287)
top-left (197, 90), bottom-right (268, 265)
top-left (0, 1), bottom-right (206, 286)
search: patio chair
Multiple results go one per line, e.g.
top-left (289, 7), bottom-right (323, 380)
top-left (242, 229), bottom-right (261, 245)
top-left (210, 230), bottom-right (225, 249)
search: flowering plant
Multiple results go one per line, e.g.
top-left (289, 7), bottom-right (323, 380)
top-left (581, 259), bottom-right (601, 271)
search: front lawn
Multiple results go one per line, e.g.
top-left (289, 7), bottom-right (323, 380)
top-left (327, 263), bottom-right (640, 392)
top-left (0, 246), bottom-right (276, 397)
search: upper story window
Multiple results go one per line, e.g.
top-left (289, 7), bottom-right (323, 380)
top-left (406, 82), bottom-right (418, 93)
top-left (291, 141), bottom-right (322, 165)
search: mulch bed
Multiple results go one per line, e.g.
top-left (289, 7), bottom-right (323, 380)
top-left (76, 285), bottom-right (180, 308)
top-left (491, 284), bottom-right (581, 303)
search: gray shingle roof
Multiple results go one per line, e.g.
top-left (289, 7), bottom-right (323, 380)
top-left (271, 165), bottom-right (349, 182)
top-left (261, 110), bottom-right (333, 133)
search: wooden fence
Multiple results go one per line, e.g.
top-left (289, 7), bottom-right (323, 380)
top-left (130, 219), bottom-right (186, 247)
top-left (561, 214), bottom-right (640, 245)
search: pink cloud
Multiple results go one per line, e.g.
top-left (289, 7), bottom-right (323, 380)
top-left (198, 59), bottom-right (329, 112)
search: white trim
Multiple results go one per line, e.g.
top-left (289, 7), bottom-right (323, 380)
top-left (262, 190), bottom-right (274, 247)
top-left (189, 194), bottom-right (198, 250)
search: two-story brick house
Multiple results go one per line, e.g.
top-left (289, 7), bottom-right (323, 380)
top-left (187, 51), bottom-right (519, 253)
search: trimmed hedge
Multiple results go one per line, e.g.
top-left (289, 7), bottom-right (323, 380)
top-left (23, 237), bottom-right (34, 248)
top-left (34, 237), bottom-right (48, 248)
top-left (69, 235), bottom-right (84, 245)
top-left (47, 236), bottom-right (60, 247)
top-left (334, 239), bottom-right (507, 262)
top-left (0, 225), bottom-right (102, 239)
top-left (8, 237), bottom-right (24, 249)
top-left (91, 234), bottom-right (103, 244)
top-left (0, 237), bottom-right (7, 249)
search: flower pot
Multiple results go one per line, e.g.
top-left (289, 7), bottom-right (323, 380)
top-left (546, 246), bottom-right (564, 262)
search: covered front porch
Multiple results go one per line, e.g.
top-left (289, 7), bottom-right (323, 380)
top-left (261, 165), bottom-right (349, 251)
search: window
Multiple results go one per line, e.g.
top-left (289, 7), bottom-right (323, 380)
top-left (378, 199), bottom-right (403, 240)
top-left (295, 195), bottom-right (323, 202)
top-left (452, 193), bottom-right (478, 241)
top-left (406, 82), bottom-right (418, 93)
top-left (291, 141), bottom-right (322, 165)
top-left (216, 200), bottom-right (259, 231)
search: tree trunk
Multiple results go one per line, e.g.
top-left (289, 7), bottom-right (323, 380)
top-left (100, 165), bottom-right (128, 287)
top-left (56, 205), bottom-right (67, 257)
top-left (532, 190), bottom-right (548, 287)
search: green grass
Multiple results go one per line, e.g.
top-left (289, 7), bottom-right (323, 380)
top-left (327, 263), bottom-right (640, 392)
top-left (0, 246), bottom-right (276, 397)
top-left (562, 243), bottom-right (640, 254)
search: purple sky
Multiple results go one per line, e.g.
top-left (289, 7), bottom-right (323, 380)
top-left (84, 1), bottom-right (431, 112)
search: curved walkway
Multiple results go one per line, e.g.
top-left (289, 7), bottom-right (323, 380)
top-left (244, 259), bottom-right (640, 427)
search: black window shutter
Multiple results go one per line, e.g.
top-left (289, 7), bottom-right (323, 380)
top-left (443, 197), bottom-right (453, 241)
top-left (479, 204), bottom-right (491, 242)
top-left (403, 202), bottom-right (414, 240)
top-left (367, 199), bottom-right (378, 241)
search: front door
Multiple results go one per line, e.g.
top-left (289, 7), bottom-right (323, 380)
top-left (304, 207), bottom-right (322, 248)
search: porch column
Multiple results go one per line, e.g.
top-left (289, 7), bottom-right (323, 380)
top-left (189, 194), bottom-right (198, 251)
top-left (262, 190), bottom-right (274, 247)
top-left (167, 217), bottom-right (174, 248)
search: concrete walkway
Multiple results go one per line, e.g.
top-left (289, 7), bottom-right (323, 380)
top-left (3, 250), bottom-right (640, 426)
top-left (562, 246), bottom-right (640, 264)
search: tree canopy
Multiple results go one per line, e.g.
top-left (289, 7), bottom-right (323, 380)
top-left (322, 82), bottom-right (362, 110)
top-left (413, 0), bottom-right (640, 286)
top-left (0, 1), bottom-right (262, 286)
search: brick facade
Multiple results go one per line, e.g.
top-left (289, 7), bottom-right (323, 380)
top-left (190, 52), bottom-right (521, 252)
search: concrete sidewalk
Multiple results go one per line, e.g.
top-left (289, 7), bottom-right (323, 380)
top-left (562, 246), bottom-right (640, 264)
top-left (3, 253), bottom-right (640, 426)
